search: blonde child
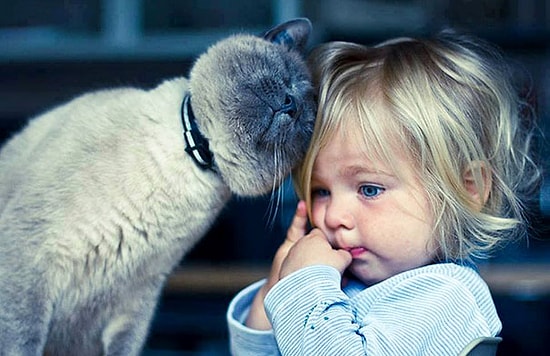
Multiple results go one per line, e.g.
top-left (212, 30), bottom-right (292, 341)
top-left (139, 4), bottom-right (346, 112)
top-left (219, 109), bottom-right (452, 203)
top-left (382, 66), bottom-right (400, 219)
top-left (227, 30), bottom-right (539, 355)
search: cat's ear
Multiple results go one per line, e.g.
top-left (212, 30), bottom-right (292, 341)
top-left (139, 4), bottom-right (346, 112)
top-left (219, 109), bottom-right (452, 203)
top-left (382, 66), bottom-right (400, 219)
top-left (262, 18), bottom-right (312, 53)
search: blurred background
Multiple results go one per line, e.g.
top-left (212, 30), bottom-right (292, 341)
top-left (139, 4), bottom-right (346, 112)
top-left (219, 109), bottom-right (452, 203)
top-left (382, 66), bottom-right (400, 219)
top-left (0, 0), bottom-right (549, 354)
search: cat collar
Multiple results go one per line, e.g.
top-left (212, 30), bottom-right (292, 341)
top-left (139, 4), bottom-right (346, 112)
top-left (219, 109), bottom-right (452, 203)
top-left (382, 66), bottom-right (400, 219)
top-left (181, 94), bottom-right (215, 171)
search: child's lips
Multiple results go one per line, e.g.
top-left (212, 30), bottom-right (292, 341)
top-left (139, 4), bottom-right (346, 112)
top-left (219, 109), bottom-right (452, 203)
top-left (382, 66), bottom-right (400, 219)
top-left (349, 247), bottom-right (367, 258)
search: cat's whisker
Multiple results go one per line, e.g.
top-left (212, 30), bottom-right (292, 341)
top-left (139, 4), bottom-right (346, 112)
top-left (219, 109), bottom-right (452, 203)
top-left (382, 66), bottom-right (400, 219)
top-left (265, 147), bottom-right (283, 230)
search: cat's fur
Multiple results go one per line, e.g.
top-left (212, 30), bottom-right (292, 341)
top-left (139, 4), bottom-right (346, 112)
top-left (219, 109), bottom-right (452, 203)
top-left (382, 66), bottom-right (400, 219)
top-left (0, 19), bottom-right (315, 355)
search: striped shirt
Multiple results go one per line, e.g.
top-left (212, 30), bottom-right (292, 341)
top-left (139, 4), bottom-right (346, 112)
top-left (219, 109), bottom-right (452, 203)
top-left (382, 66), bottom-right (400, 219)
top-left (227, 263), bottom-right (501, 355)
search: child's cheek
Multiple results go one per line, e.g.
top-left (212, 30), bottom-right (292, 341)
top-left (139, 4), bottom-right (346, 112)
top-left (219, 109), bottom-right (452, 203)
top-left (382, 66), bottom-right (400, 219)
top-left (310, 205), bottom-right (323, 229)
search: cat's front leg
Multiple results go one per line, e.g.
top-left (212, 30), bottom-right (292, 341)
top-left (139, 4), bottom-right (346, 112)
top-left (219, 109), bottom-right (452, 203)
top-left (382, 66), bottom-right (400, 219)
top-left (0, 328), bottom-right (47, 356)
top-left (101, 284), bottom-right (163, 356)
top-left (0, 289), bottom-right (51, 356)
top-left (102, 315), bottom-right (149, 356)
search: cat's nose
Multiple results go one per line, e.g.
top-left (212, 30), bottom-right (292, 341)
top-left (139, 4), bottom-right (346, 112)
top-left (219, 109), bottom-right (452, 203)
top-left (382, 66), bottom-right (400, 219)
top-left (280, 94), bottom-right (297, 117)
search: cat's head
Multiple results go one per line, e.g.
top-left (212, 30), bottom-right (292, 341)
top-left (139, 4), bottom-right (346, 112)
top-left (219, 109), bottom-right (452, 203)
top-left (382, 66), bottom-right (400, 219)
top-left (188, 18), bottom-right (315, 196)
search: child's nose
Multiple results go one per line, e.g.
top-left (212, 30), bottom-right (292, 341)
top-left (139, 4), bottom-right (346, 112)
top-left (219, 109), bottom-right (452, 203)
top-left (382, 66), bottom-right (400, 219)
top-left (324, 197), bottom-right (354, 231)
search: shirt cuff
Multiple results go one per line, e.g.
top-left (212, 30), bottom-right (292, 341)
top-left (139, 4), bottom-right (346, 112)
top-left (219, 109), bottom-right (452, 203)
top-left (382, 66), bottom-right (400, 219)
top-left (227, 279), bottom-right (280, 355)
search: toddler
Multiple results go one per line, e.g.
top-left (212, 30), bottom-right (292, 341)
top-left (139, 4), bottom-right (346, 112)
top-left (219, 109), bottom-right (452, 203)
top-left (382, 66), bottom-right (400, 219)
top-left (227, 30), bottom-right (540, 355)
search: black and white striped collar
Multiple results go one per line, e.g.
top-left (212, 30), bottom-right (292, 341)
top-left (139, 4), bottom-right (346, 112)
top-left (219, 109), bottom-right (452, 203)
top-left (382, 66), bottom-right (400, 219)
top-left (181, 94), bottom-right (215, 172)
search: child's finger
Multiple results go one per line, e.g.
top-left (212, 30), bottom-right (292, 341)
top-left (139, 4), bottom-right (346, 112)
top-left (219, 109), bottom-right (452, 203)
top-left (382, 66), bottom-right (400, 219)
top-left (285, 200), bottom-right (308, 243)
top-left (335, 249), bottom-right (353, 270)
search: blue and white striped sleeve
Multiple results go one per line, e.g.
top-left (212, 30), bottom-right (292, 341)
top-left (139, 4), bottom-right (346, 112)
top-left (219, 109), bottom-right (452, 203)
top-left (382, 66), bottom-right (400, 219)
top-left (265, 265), bottom-right (365, 356)
top-left (226, 279), bottom-right (281, 356)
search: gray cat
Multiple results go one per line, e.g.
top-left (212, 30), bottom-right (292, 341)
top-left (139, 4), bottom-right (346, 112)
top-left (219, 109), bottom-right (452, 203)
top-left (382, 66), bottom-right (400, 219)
top-left (0, 18), bottom-right (315, 355)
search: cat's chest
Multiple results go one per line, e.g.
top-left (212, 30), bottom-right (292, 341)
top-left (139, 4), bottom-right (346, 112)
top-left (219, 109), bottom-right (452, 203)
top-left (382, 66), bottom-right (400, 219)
top-left (46, 152), bottom-right (231, 291)
top-left (73, 170), bottom-right (228, 256)
top-left (44, 172), bottom-right (231, 325)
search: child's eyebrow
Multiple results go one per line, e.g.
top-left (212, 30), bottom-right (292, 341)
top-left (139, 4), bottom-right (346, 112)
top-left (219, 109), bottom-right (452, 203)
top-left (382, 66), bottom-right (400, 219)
top-left (341, 165), bottom-right (394, 178)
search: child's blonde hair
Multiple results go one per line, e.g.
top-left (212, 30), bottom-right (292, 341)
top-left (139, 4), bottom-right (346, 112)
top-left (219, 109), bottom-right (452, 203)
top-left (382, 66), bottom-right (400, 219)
top-left (295, 30), bottom-right (540, 262)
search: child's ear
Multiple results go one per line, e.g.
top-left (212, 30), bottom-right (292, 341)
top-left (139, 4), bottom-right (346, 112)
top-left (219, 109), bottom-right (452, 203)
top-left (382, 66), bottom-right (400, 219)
top-left (463, 161), bottom-right (492, 211)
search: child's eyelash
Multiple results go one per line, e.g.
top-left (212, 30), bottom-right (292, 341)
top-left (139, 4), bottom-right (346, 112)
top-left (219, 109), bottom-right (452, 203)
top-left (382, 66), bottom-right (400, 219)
top-left (359, 185), bottom-right (385, 198)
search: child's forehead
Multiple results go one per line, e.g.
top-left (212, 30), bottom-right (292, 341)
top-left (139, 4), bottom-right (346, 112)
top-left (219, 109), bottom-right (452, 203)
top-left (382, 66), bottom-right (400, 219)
top-left (314, 125), bottom-right (422, 187)
top-left (328, 105), bottom-right (421, 176)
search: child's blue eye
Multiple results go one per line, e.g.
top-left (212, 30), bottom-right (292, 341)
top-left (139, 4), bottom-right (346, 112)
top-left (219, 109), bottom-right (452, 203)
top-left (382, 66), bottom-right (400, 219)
top-left (360, 185), bottom-right (384, 198)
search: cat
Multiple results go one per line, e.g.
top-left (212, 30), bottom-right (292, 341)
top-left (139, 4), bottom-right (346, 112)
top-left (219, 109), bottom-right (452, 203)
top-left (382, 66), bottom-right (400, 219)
top-left (0, 18), bottom-right (315, 355)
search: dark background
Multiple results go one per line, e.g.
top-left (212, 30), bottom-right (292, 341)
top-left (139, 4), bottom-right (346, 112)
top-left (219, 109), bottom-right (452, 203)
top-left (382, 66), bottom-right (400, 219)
top-left (0, 1), bottom-right (549, 355)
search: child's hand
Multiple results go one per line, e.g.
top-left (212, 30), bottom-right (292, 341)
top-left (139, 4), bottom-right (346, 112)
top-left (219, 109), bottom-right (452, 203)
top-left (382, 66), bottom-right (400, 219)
top-left (267, 200), bottom-right (309, 289)
top-left (245, 200), bottom-right (308, 330)
top-left (279, 228), bottom-right (352, 280)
